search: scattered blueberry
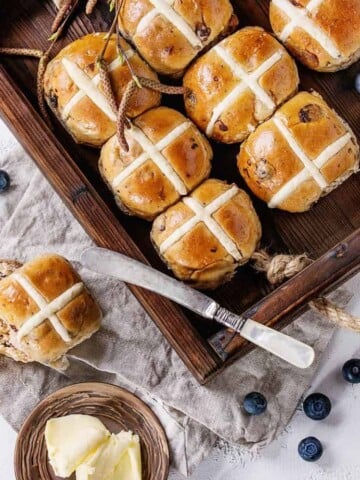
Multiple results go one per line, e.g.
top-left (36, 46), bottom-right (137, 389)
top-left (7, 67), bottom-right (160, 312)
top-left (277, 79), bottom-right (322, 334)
top-left (243, 392), bottom-right (267, 415)
top-left (0, 170), bottom-right (10, 192)
top-left (342, 359), bottom-right (360, 383)
top-left (355, 73), bottom-right (360, 94)
top-left (298, 436), bottom-right (323, 462)
top-left (303, 393), bottom-right (331, 420)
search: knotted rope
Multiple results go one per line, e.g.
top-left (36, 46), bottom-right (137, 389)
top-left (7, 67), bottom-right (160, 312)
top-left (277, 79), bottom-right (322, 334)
top-left (252, 250), bottom-right (360, 332)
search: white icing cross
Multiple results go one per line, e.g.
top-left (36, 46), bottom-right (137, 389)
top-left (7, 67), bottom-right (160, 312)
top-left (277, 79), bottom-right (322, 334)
top-left (13, 272), bottom-right (85, 343)
top-left (268, 115), bottom-right (351, 207)
top-left (272, 0), bottom-right (341, 59)
top-left (62, 49), bottom-right (134, 121)
top-left (206, 48), bottom-right (282, 136)
top-left (112, 122), bottom-right (191, 195)
top-left (159, 185), bottom-right (242, 261)
top-left (135, 0), bottom-right (202, 48)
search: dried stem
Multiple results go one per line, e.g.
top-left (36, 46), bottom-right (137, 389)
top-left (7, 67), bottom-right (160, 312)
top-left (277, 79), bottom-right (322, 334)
top-left (0, 48), bottom-right (43, 58)
top-left (85, 0), bottom-right (99, 14)
top-left (50, 0), bottom-right (80, 41)
top-left (116, 79), bottom-right (137, 151)
top-left (115, 26), bottom-right (141, 88)
top-left (98, 58), bottom-right (118, 114)
top-left (137, 77), bottom-right (186, 95)
top-left (51, 0), bottom-right (73, 33)
top-left (98, 1), bottom-right (123, 61)
top-left (117, 78), bottom-right (186, 151)
top-left (0, 46), bottom-right (53, 126)
top-left (37, 52), bottom-right (53, 127)
top-left (36, 38), bottom-right (58, 128)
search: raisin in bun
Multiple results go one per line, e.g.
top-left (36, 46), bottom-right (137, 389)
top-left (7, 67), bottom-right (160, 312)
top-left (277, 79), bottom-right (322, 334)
top-left (0, 254), bottom-right (102, 367)
top-left (44, 33), bottom-right (161, 147)
top-left (151, 179), bottom-right (262, 289)
top-left (269, 0), bottom-right (360, 72)
top-left (183, 27), bottom-right (299, 144)
top-left (237, 91), bottom-right (359, 212)
top-left (99, 107), bottom-right (212, 221)
top-left (118, 0), bottom-right (238, 76)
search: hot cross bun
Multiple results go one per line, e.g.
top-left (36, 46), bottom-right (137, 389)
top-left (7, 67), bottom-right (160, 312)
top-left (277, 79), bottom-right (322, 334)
top-left (0, 254), bottom-right (102, 366)
top-left (270, 0), bottom-right (360, 71)
top-left (117, 0), bottom-right (238, 76)
top-left (99, 107), bottom-right (212, 221)
top-left (237, 91), bottom-right (359, 212)
top-left (151, 179), bottom-right (262, 289)
top-left (43, 33), bottom-right (161, 147)
top-left (183, 27), bottom-right (299, 144)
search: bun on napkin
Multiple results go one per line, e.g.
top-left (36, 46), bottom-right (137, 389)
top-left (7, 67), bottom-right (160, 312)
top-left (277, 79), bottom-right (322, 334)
top-left (99, 106), bottom-right (212, 221)
top-left (183, 26), bottom-right (299, 144)
top-left (151, 179), bottom-right (262, 289)
top-left (117, 0), bottom-right (238, 76)
top-left (237, 91), bottom-right (360, 212)
top-left (43, 33), bottom-right (161, 147)
top-left (0, 254), bottom-right (102, 366)
top-left (269, 0), bottom-right (360, 72)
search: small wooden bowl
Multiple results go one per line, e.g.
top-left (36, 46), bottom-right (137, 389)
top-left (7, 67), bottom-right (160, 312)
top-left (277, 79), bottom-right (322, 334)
top-left (14, 382), bottom-right (169, 480)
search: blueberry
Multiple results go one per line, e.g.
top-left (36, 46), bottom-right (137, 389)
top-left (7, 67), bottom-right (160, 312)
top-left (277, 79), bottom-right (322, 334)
top-left (355, 73), bottom-right (360, 94)
top-left (298, 436), bottom-right (323, 462)
top-left (342, 359), bottom-right (360, 383)
top-left (0, 170), bottom-right (10, 192)
top-left (243, 392), bottom-right (267, 415)
top-left (303, 393), bottom-right (331, 420)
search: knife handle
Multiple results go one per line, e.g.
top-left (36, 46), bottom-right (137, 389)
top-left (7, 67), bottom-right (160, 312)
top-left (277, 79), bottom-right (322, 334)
top-left (240, 319), bottom-right (315, 369)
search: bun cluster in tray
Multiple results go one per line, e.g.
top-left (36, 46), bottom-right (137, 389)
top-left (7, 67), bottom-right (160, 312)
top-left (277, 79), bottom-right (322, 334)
top-left (42, 1), bottom-right (360, 289)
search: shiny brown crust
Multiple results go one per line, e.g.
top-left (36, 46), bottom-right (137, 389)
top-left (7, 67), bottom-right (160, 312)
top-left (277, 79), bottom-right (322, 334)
top-left (151, 179), bottom-right (262, 289)
top-left (237, 91), bottom-right (360, 212)
top-left (0, 254), bottom-right (102, 365)
top-left (43, 33), bottom-right (161, 147)
top-left (118, 0), bottom-right (237, 76)
top-left (99, 107), bottom-right (212, 221)
top-left (183, 27), bottom-right (299, 144)
top-left (269, 0), bottom-right (360, 72)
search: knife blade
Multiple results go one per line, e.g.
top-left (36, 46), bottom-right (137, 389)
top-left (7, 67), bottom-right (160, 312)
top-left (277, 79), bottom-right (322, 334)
top-left (80, 247), bottom-right (314, 369)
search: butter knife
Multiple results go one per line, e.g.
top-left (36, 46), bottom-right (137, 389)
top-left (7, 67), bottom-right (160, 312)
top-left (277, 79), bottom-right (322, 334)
top-left (81, 247), bottom-right (315, 369)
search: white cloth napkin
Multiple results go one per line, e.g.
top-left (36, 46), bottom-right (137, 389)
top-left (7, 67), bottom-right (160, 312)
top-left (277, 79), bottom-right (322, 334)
top-left (0, 146), bottom-right (343, 476)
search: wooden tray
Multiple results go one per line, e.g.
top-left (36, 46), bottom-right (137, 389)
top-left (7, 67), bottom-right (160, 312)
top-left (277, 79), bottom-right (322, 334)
top-left (0, 0), bottom-right (359, 384)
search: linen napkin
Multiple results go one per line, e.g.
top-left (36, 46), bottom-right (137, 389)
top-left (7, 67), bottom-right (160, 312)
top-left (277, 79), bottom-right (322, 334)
top-left (0, 145), bottom-right (341, 476)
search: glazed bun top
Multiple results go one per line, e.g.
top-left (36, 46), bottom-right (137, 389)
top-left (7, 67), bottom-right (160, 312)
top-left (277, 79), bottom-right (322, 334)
top-left (44, 33), bottom-right (161, 147)
top-left (237, 91), bottom-right (359, 212)
top-left (118, 0), bottom-right (237, 76)
top-left (183, 27), bottom-right (299, 144)
top-left (0, 254), bottom-right (102, 365)
top-left (269, 0), bottom-right (360, 71)
top-left (151, 179), bottom-right (262, 289)
top-left (99, 106), bottom-right (212, 221)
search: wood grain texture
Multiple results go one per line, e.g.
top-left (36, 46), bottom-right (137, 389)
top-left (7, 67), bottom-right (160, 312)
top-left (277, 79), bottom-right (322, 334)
top-left (14, 382), bottom-right (169, 480)
top-left (0, 0), bottom-right (359, 383)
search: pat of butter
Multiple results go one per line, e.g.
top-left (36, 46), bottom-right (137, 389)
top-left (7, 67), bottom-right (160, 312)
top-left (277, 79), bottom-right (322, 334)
top-left (76, 432), bottom-right (141, 480)
top-left (115, 437), bottom-right (142, 480)
top-left (45, 414), bottom-right (110, 478)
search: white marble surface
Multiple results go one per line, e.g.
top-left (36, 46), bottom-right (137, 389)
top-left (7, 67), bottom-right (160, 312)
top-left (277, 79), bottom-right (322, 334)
top-left (0, 121), bottom-right (360, 480)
